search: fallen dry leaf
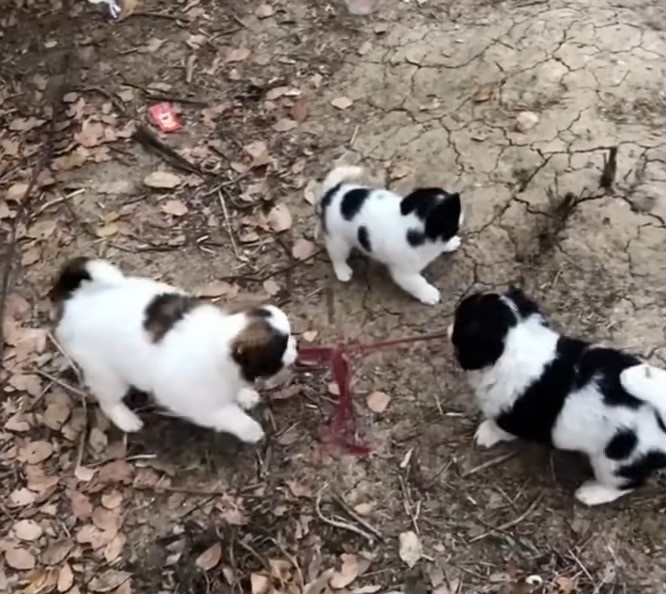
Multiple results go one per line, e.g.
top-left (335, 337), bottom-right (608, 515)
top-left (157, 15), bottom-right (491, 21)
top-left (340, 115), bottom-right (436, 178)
top-left (57, 564), bottom-right (74, 592)
top-left (9, 487), bottom-right (37, 507)
top-left (43, 401), bottom-right (71, 431)
top-left (41, 540), bottom-right (74, 566)
top-left (194, 280), bottom-right (234, 298)
top-left (88, 570), bottom-right (130, 592)
top-left (366, 391), bottom-right (391, 413)
top-left (9, 116), bottom-right (45, 132)
top-left (143, 171), bottom-right (182, 189)
top-left (104, 533), bottom-right (126, 563)
top-left (5, 546), bottom-right (36, 570)
top-left (71, 491), bottom-right (93, 520)
top-left (244, 141), bottom-right (271, 168)
top-left (471, 82), bottom-right (496, 103)
top-left (101, 491), bottom-right (123, 510)
top-left (13, 519), bottom-right (43, 541)
top-left (303, 179), bottom-right (319, 205)
top-left (255, 4), bottom-right (274, 18)
top-left (74, 120), bottom-right (105, 148)
top-left (273, 118), bottom-right (297, 132)
top-left (399, 531), bottom-right (422, 568)
top-left (226, 47), bottom-right (251, 62)
top-left (291, 97), bottom-right (308, 122)
top-left (6, 182), bottom-right (28, 202)
top-left (292, 238), bottom-right (317, 260)
top-left (554, 576), bottom-right (576, 594)
top-left (251, 573), bottom-right (271, 594)
top-left (267, 203), bottom-right (292, 232)
top-left (331, 96), bottom-right (353, 110)
top-left (95, 222), bottom-right (120, 238)
top-left (10, 373), bottom-right (42, 397)
top-left (19, 440), bottom-right (54, 464)
top-left (330, 553), bottom-right (360, 589)
top-left (196, 543), bottom-right (222, 571)
top-left (23, 568), bottom-right (58, 594)
top-left (263, 279), bottom-right (280, 296)
top-left (5, 413), bottom-right (31, 432)
top-left (161, 199), bottom-right (189, 217)
top-left (27, 220), bottom-right (57, 241)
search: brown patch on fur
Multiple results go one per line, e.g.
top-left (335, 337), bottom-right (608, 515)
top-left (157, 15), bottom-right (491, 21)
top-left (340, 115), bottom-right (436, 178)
top-left (231, 311), bottom-right (288, 382)
top-left (144, 293), bottom-right (200, 342)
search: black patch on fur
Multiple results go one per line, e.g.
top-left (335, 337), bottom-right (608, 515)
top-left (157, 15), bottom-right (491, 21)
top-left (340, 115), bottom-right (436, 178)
top-left (357, 226), bottom-right (372, 252)
top-left (400, 188), bottom-right (462, 242)
top-left (657, 412), bottom-right (666, 434)
top-left (506, 286), bottom-right (543, 320)
top-left (49, 257), bottom-right (92, 303)
top-left (574, 348), bottom-right (642, 408)
top-left (617, 451), bottom-right (666, 488)
top-left (233, 325), bottom-right (288, 382)
top-left (451, 292), bottom-right (517, 371)
top-left (320, 183), bottom-right (340, 233)
top-left (340, 188), bottom-right (370, 221)
top-left (496, 336), bottom-right (589, 444)
top-left (144, 293), bottom-right (199, 342)
top-left (406, 229), bottom-right (425, 246)
top-left (605, 429), bottom-right (638, 460)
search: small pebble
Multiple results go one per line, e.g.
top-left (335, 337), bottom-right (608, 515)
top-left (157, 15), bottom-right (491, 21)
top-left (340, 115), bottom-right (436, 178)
top-left (515, 111), bottom-right (539, 132)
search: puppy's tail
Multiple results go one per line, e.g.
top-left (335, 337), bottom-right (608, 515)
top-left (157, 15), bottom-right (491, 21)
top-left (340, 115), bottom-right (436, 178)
top-left (49, 257), bottom-right (125, 304)
top-left (620, 363), bottom-right (666, 420)
top-left (321, 165), bottom-right (364, 195)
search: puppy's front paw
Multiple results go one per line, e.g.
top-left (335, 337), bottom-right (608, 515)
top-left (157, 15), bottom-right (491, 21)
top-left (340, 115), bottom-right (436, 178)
top-left (333, 262), bottom-right (353, 283)
top-left (237, 419), bottom-right (265, 444)
top-left (237, 388), bottom-right (261, 410)
top-left (575, 480), bottom-right (628, 506)
top-left (443, 235), bottom-right (462, 253)
top-left (417, 284), bottom-right (441, 305)
top-left (102, 403), bottom-right (143, 433)
top-left (474, 419), bottom-right (514, 448)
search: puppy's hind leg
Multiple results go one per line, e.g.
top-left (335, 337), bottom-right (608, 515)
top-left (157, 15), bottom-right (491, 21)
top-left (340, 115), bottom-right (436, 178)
top-left (324, 234), bottom-right (353, 282)
top-left (85, 371), bottom-right (143, 432)
top-left (388, 268), bottom-right (441, 305)
top-left (575, 455), bottom-right (634, 506)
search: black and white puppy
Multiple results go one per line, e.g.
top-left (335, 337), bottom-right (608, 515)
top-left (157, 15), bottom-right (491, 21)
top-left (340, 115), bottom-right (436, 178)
top-left (317, 166), bottom-right (463, 305)
top-left (449, 288), bottom-right (666, 506)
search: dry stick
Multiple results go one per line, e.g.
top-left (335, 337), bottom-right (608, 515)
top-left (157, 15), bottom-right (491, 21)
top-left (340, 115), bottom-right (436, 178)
top-left (0, 54), bottom-right (74, 361)
top-left (331, 491), bottom-right (383, 539)
top-left (468, 490), bottom-right (544, 543)
top-left (315, 488), bottom-right (375, 544)
top-left (218, 190), bottom-right (244, 261)
top-left (461, 451), bottom-right (518, 478)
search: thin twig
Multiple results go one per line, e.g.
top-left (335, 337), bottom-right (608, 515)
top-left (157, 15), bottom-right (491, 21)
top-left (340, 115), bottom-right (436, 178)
top-left (468, 491), bottom-right (544, 543)
top-left (217, 190), bottom-right (245, 262)
top-left (33, 369), bottom-right (88, 399)
top-left (332, 491), bottom-right (383, 539)
top-left (315, 488), bottom-right (375, 544)
top-left (461, 451), bottom-right (518, 478)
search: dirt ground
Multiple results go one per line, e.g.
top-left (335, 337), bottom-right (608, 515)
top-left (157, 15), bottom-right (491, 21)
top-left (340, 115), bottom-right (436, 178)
top-left (2, 0), bottom-right (666, 592)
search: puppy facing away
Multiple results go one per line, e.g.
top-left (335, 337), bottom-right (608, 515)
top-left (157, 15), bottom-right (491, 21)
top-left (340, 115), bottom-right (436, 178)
top-left (317, 165), bottom-right (463, 305)
top-left (50, 257), bottom-right (298, 444)
top-left (449, 287), bottom-right (666, 506)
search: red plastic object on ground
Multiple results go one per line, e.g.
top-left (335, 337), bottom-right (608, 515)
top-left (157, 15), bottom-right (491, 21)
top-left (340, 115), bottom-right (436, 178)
top-left (148, 102), bottom-right (182, 133)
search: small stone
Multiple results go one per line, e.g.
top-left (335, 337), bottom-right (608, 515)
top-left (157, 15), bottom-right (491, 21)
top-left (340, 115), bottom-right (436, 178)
top-left (514, 111), bottom-right (539, 133)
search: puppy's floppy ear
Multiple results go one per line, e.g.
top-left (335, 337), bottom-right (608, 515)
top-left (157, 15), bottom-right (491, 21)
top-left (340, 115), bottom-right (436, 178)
top-left (505, 286), bottom-right (541, 319)
top-left (424, 192), bottom-right (461, 241)
top-left (451, 293), bottom-right (514, 371)
top-left (232, 317), bottom-right (288, 382)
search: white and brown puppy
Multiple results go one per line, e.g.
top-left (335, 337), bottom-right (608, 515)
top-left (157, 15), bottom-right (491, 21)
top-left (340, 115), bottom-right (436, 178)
top-left (317, 165), bottom-right (463, 305)
top-left (449, 288), bottom-right (666, 506)
top-left (50, 257), bottom-right (297, 443)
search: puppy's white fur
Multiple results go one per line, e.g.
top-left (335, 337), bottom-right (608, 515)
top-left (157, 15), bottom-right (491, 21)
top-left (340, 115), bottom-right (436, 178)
top-left (318, 166), bottom-right (463, 305)
top-left (55, 260), bottom-right (297, 443)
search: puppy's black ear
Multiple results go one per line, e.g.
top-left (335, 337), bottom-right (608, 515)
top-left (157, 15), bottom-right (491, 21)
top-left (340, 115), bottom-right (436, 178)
top-left (451, 293), bottom-right (514, 371)
top-left (425, 192), bottom-right (461, 241)
top-left (505, 286), bottom-right (541, 319)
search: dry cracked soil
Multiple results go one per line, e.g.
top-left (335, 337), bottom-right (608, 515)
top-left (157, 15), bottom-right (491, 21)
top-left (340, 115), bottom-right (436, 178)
top-left (2, 0), bottom-right (666, 593)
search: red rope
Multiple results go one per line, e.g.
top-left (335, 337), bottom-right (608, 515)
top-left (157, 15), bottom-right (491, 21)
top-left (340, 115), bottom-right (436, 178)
top-left (296, 327), bottom-right (449, 455)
